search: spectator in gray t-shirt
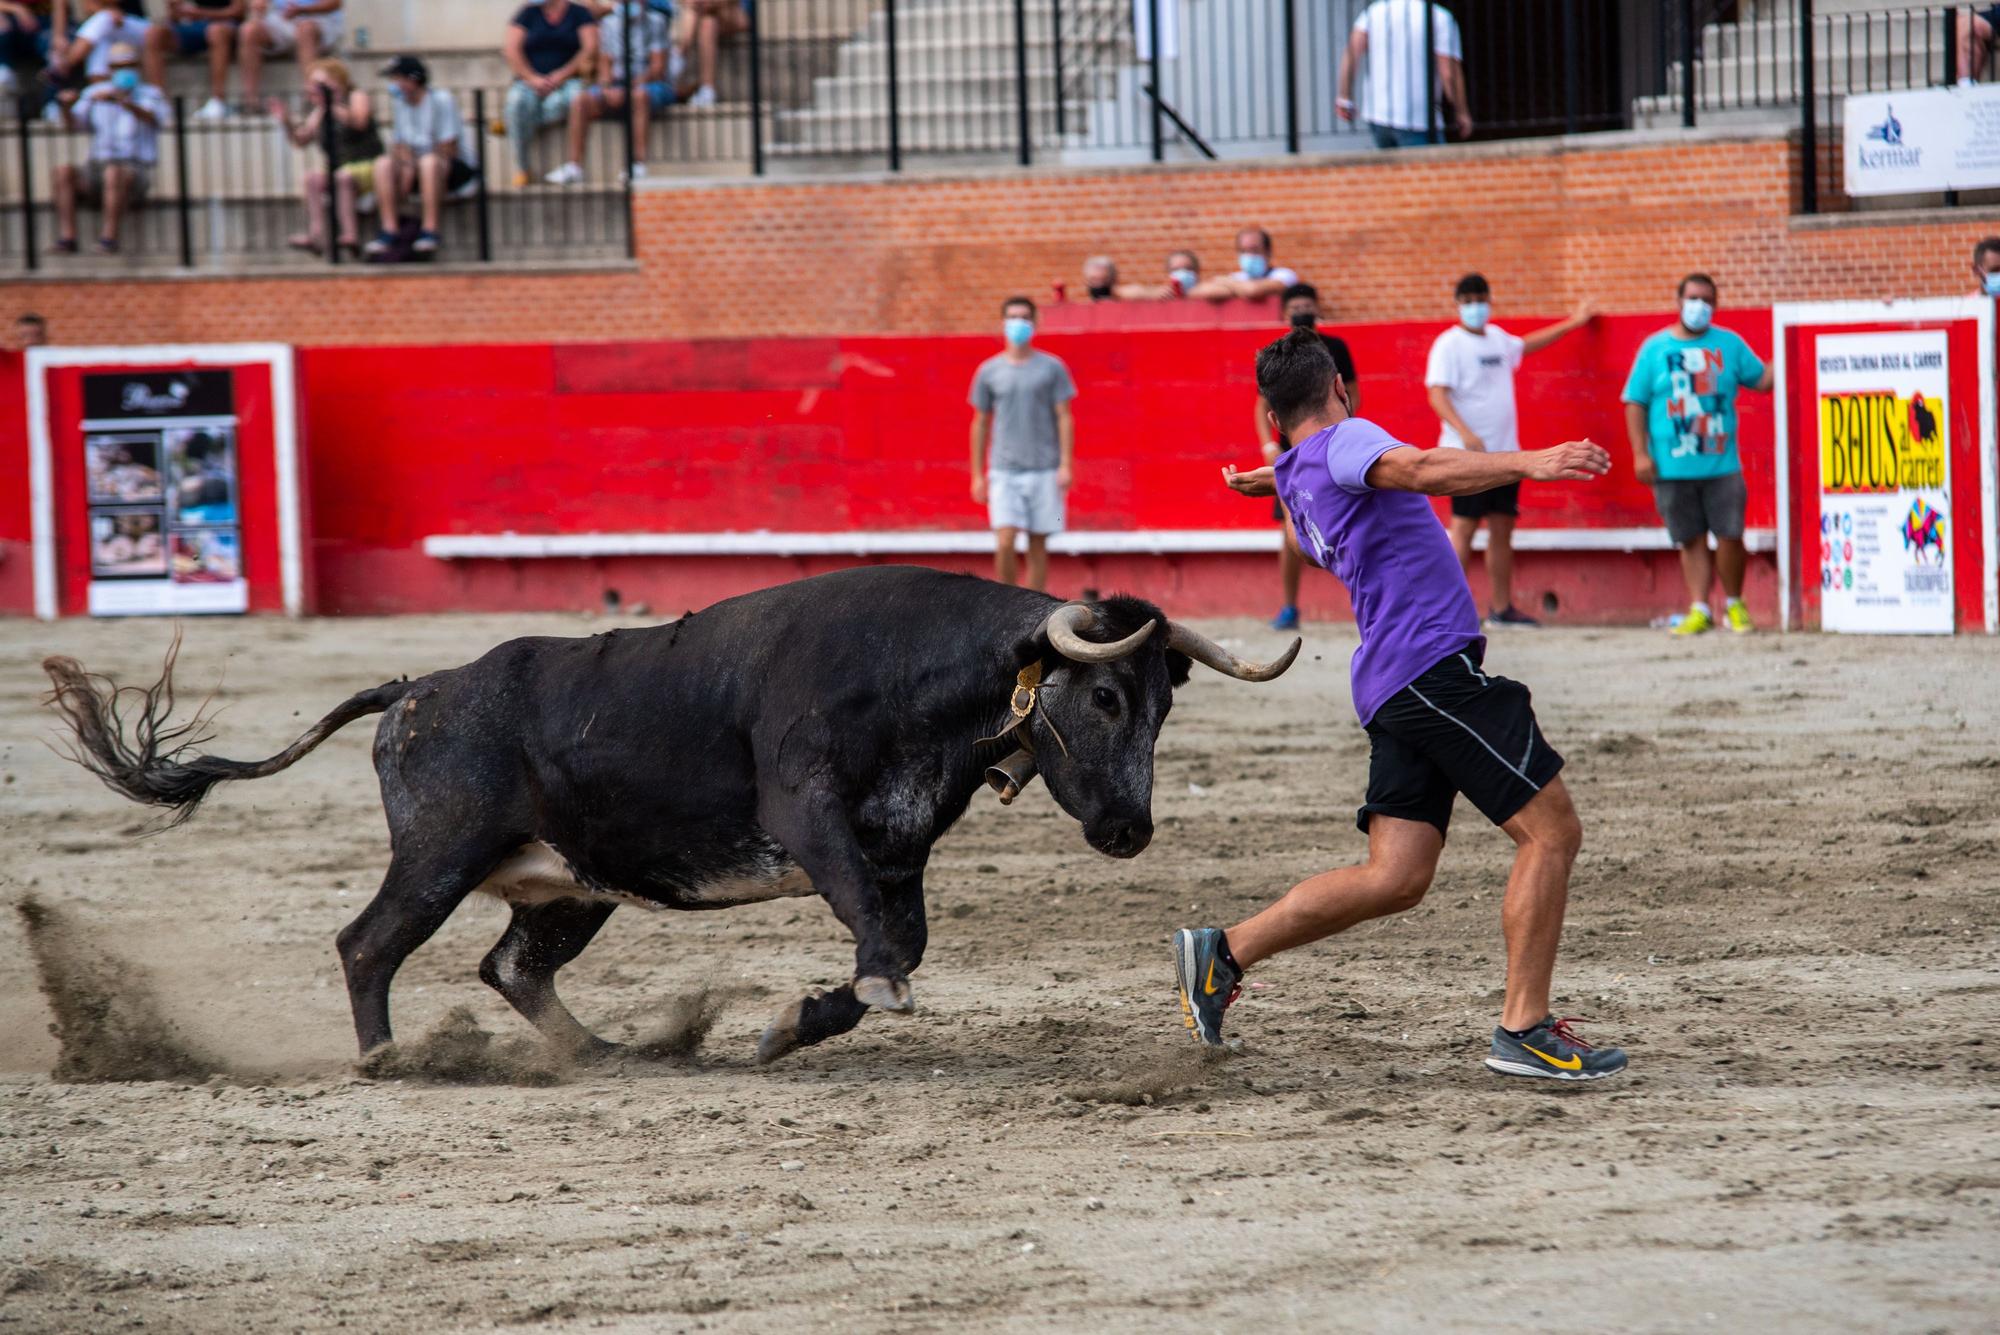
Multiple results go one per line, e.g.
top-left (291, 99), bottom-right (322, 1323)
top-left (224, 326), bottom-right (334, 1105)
top-left (968, 295), bottom-right (1076, 591)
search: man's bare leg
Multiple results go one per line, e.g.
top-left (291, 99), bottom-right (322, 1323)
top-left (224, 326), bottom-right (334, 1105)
top-left (1223, 816), bottom-right (1444, 967)
top-left (53, 164), bottom-right (79, 245)
top-left (417, 154), bottom-right (445, 231)
top-left (1677, 534), bottom-right (1714, 606)
top-left (1025, 533), bottom-right (1050, 593)
top-left (100, 166), bottom-right (128, 243)
top-left (1279, 525), bottom-right (1303, 606)
top-left (1448, 513), bottom-right (1478, 572)
top-left (1486, 513), bottom-right (1517, 612)
top-left (1495, 778), bottom-right (1582, 1030)
top-left (993, 526), bottom-right (1019, 585)
top-left (1714, 536), bottom-right (1747, 601)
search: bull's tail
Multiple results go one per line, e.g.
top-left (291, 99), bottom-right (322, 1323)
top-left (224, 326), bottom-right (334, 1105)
top-left (42, 633), bottom-right (416, 830)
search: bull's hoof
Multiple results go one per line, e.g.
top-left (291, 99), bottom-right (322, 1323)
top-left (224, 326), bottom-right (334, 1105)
top-left (854, 975), bottom-right (915, 1014)
top-left (569, 1036), bottom-right (626, 1067)
top-left (755, 999), bottom-right (806, 1064)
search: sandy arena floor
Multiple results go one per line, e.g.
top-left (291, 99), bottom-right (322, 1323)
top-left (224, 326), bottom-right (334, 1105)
top-left (0, 610), bottom-right (1996, 1334)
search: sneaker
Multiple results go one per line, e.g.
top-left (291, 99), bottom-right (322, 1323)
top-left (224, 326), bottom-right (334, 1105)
top-left (1486, 605), bottom-right (1540, 628)
top-left (1270, 604), bottom-right (1299, 631)
top-left (1172, 928), bottom-right (1240, 1047)
top-left (363, 229), bottom-right (396, 258)
top-left (688, 84), bottom-right (717, 108)
top-left (543, 161), bottom-right (583, 185)
top-left (193, 97), bottom-right (229, 121)
top-left (412, 229), bottom-right (439, 256)
top-left (1670, 605), bottom-right (1713, 636)
top-left (1724, 599), bottom-right (1754, 634)
top-left (1486, 1015), bottom-right (1627, 1081)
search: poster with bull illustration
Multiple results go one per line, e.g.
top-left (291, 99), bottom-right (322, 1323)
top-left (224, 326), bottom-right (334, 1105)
top-left (80, 369), bottom-right (247, 616)
top-left (1814, 330), bottom-right (1953, 634)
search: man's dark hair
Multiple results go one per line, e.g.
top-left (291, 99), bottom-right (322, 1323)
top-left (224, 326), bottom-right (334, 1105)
top-left (1167, 249), bottom-right (1198, 270)
top-left (1279, 282), bottom-right (1319, 306)
top-left (1677, 272), bottom-right (1718, 299)
top-left (1974, 238), bottom-right (2000, 268)
top-left (1238, 227), bottom-right (1274, 251)
top-left (1454, 273), bottom-right (1490, 300)
top-left (1255, 328), bottom-right (1338, 437)
top-left (1001, 294), bottom-right (1036, 318)
top-left (17, 312), bottom-right (44, 326)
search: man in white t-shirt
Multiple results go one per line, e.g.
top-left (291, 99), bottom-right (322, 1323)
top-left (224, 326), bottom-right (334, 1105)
top-left (1424, 273), bottom-right (1593, 627)
top-left (48, 0), bottom-right (151, 85)
top-left (1193, 227), bottom-right (1300, 301)
top-left (1337, 0), bottom-right (1471, 149)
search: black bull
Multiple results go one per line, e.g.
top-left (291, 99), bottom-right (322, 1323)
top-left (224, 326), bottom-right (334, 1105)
top-left (44, 567), bottom-right (1297, 1063)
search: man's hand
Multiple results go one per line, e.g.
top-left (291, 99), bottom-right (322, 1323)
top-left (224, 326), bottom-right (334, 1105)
top-left (1460, 434), bottom-right (1487, 453)
top-left (1632, 453), bottom-right (1658, 486)
top-left (1524, 439), bottom-right (1612, 482)
top-left (1454, 109), bottom-right (1473, 139)
top-left (1260, 440), bottom-right (1280, 465)
top-left (971, 475), bottom-right (988, 505)
top-left (1222, 464), bottom-right (1277, 498)
top-left (1057, 466), bottom-right (1072, 491)
top-left (1571, 298), bottom-right (1597, 326)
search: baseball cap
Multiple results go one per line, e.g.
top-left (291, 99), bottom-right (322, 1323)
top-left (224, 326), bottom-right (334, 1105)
top-left (106, 42), bottom-right (140, 67)
top-left (379, 55), bottom-right (429, 84)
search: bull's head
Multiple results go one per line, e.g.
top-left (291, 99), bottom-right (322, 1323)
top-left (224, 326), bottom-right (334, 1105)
top-left (1013, 599), bottom-right (1298, 858)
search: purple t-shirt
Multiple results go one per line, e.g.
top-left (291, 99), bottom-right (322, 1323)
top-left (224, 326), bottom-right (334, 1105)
top-left (1274, 417), bottom-right (1482, 725)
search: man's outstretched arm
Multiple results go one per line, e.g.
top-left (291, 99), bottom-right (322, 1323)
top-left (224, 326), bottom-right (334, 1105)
top-left (1367, 440), bottom-right (1610, 496)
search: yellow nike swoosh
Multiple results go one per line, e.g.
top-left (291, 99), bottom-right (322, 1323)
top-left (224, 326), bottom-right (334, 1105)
top-left (1522, 1043), bottom-right (1581, 1071)
top-left (1203, 960), bottom-right (1219, 996)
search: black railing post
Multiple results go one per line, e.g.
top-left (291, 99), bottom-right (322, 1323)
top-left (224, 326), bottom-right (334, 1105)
top-left (1944, 7), bottom-right (1959, 208)
top-left (885, 0), bottom-right (901, 172)
top-left (172, 94), bottom-right (193, 268)
top-left (1013, 0), bottom-right (1031, 165)
top-left (16, 95), bottom-right (37, 272)
top-left (1147, 0), bottom-right (1163, 160)
top-left (1801, 0), bottom-right (1817, 214)
top-left (317, 84), bottom-right (338, 265)
top-left (1424, 0), bottom-right (1437, 143)
top-left (1282, 0), bottom-right (1298, 154)
top-left (1051, 0), bottom-right (1064, 138)
top-left (1681, 0), bottom-right (1697, 129)
top-left (747, 0), bottom-right (764, 176)
top-left (473, 88), bottom-right (492, 262)
top-left (1562, 0), bottom-right (1579, 136)
top-left (621, 0), bottom-right (636, 258)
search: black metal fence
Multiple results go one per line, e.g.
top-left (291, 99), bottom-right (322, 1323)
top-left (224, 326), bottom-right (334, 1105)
top-left (1797, 3), bottom-right (1966, 214)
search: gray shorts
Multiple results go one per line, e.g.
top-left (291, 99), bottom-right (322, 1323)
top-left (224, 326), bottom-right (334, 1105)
top-left (988, 468), bottom-right (1065, 535)
top-left (84, 158), bottom-right (152, 201)
top-left (1653, 472), bottom-right (1747, 546)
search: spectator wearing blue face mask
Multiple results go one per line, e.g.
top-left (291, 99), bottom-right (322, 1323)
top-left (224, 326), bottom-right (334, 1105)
top-left (1194, 227), bottom-right (1300, 301)
top-left (1973, 237), bottom-right (2000, 297)
top-left (48, 41), bottom-right (166, 254)
top-left (969, 296), bottom-right (1077, 592)
top-left (1621, 272), bottom-right (1773, 638)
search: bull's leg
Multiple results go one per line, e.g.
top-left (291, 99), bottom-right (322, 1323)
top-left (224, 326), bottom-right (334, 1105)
top-left (478, 900), bottom-right (619, 1059)
top-left (335, 851), bottom-right (485, 1055)
top-left (758, 873), bottom-right (927, 1063)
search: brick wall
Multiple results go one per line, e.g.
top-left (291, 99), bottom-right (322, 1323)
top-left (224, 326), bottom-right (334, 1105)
top-left (5, 128), bottom-right (1996, 345)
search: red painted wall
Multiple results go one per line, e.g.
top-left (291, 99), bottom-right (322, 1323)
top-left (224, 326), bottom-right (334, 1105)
top-left (1, 314), bottom-right (1781, 621)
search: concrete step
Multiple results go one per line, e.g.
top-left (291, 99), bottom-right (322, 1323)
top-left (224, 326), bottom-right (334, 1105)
top-left (769, 99), bottom-right (1083, 151)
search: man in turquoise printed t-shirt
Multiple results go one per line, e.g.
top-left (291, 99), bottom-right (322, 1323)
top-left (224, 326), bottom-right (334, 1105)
top-left (1620, 273), bottom-right (1773, 636)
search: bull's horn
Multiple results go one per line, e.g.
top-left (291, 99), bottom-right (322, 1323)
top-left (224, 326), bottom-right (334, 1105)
top-left (1043, 603), bottom-right (1155, 663)
top-left (1167, 622), bottom-right (1301, 682)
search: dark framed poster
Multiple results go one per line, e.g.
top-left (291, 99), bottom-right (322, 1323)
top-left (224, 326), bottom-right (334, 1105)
top-left (79, 369), bottom-right (247, 615)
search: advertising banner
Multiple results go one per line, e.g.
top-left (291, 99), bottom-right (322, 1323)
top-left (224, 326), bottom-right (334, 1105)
top-left (1813, 330), bottom-right (1954, 633)
top-left (80, 369), bottom-right (247, 616)
top-left (1844, 84), bottom-right (2000, 196)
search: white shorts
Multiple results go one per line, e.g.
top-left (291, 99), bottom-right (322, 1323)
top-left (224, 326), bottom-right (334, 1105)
top-left (260, 12), bottom-right (343, 54)
top-left (988, 469), bottom-right (1064, 535)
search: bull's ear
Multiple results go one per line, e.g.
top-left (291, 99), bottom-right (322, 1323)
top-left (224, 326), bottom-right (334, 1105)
top-left (1165, 649), bottom-right (1193, 689)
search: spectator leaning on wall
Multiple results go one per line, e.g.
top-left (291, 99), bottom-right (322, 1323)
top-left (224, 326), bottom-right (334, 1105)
top-left (1193, 228), bottom-right (1299, 301)
top-left (1338, 0), bottom-right (1471, 148)
top-left (14, 312), bottom-right (49, 348)
top-left (1621, 273), bottom-right (1773, 637)
top-left (504, 0), bottom-right (598, 187)
top-left (49, 41), bottom-right (166, 254)
top-left (1973, 236), bottom-right (2000, 296)
top-left (1425, 273), bottom-right (1594, 629)
top-left (969, 296), bottom-right (1076, 593)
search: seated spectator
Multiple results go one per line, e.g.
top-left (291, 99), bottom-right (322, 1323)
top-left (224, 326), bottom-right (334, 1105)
top-left (1191, 228), bottom-right (1300, 301)
top-left (1958, 7), bottom-right (2000, 83)
top-left (0, 3), bottom-right (56, 96)
top-left (144, 2), bottom-right (244, 121)
top-left (548, 0), bottom-right (674, 184)
top-left (46, 0), bottom-right (149, 90)
top-left (49, 42), bottom-right (166, 254)
top-left (270, 56), bottom-right (380, 256)
top-left (504, 0), bottom-right (598, 187)
top-left (239, 0), bottom-right (342, 106)
top-left (676, 0), bottom-right (747, 108)
top-left (367, 55), bottom-right (475, 261)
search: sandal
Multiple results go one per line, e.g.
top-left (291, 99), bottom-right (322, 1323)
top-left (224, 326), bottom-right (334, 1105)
top-left (287, 233), bottom-right (324, 254)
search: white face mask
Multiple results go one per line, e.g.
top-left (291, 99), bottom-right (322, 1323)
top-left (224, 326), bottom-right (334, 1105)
top-left (1680, 297), bottom-right (1714, 333)
top-left (1458, 300), bottom-right (1490, 332)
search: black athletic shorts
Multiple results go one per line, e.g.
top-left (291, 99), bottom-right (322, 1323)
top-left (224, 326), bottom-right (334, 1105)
top-left (1357, 642), bottom-right (1564, 837)
top-left (1449, 482), bottom-right (1520, 520)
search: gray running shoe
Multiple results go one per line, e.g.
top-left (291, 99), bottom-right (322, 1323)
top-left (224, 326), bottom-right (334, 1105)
top-left (1172, 927), bottom-right (1240, 1047)
top-left (1486, 1015), bottom-right (1627, 1081)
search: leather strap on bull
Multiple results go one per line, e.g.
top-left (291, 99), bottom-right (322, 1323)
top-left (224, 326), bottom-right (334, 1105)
top-left (978, 662), bottom-right (1068, 805)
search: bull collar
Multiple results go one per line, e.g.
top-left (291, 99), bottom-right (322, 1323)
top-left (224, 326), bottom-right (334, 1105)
top-left (975, 661), bottom-right (1070, 757)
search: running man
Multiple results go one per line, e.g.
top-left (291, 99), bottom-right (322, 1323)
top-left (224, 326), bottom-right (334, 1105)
top-left (1425, 273), bottom-right (1594, 627)
top-left (1173, 328), bottom-right (1628, 1082)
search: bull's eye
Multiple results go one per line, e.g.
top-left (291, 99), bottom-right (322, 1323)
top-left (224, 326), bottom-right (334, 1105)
top-left (1091, 686), bottom-right (1120, 715)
